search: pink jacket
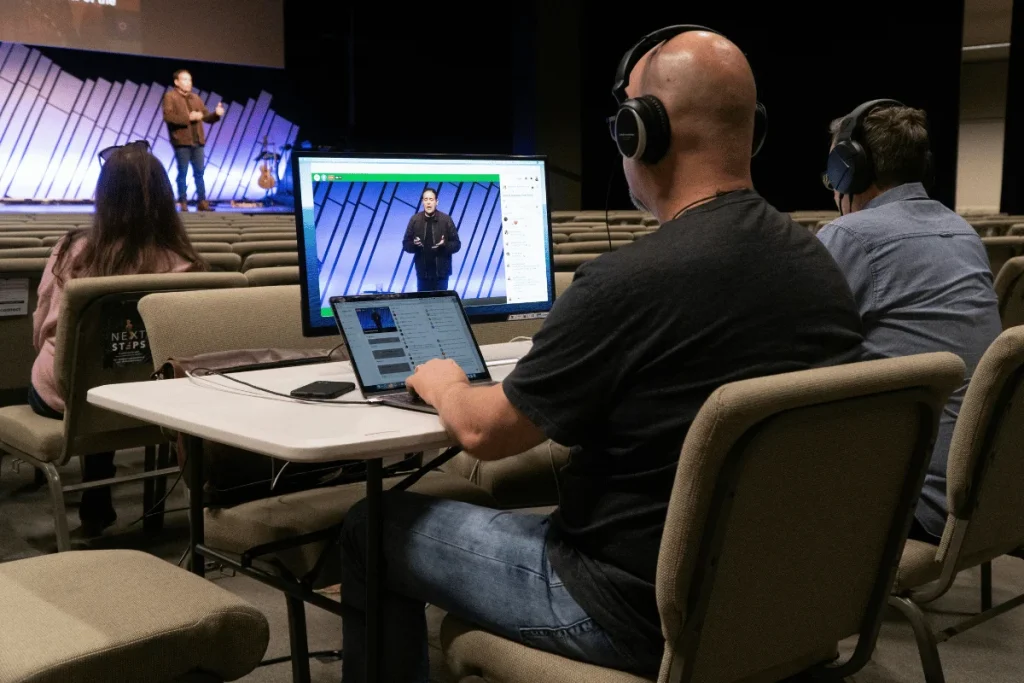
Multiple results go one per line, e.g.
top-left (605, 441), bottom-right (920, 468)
top-left (31, 237), bottom-right (195, 413)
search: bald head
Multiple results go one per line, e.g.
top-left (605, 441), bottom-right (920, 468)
top-left (628, 30), bottom-right (757, 171)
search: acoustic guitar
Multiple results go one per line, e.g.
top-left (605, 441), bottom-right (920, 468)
top-left (258, 135), bottom-right (276, 190)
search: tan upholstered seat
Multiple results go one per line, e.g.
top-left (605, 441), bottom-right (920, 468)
top-left (208, 470), bottom-right (497, 578)
top-left (245, 265), bottom-right (300, 286)
top-left (0, 247), bottom-right (52, 259)
top-left (443, 619), bottom-right (649, 683)
top-left (471, 319), bottom-right (542, 345)
top-left (444, 353), bottom-right (963, 683)
top-left (0, 237), bottom-right (41, 248)
top-left (0, 406), bottom-right (63, 462)
top-left (0, 549), bottom-right (268, 682)
top-left (889, 327), bottom-right (1024, 683)
top-left (192, 242), bottom-right (233, 253)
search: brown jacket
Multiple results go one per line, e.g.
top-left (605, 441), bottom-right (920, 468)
top-left (162, 89), bottom-right (221, 147)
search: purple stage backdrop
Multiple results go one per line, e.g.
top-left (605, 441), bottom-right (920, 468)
top-left (0, 42), bottom-right (298, 202)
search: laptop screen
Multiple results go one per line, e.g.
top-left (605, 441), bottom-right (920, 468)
top-left (331, 293), bottom-right (490, 394)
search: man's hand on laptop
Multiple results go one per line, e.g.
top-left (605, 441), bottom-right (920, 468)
top-left (406, 359), bottom-right (469, 407)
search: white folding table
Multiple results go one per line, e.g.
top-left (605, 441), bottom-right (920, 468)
top-left (87, 340), bottom-right (531, 683)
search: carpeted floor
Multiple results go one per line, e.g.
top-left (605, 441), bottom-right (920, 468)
top-left (2, 449), bottom-right (1022, 682)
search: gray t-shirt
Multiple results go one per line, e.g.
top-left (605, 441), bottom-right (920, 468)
top-left (817, 182), bottom-right (1002, 538)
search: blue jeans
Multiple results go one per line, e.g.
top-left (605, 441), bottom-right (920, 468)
top-left (339, 491), bottom-right (660, 682)
top-left (173, 145), bottom-right (206, 202)
top-left (415, 275), bottom-right (448, 292)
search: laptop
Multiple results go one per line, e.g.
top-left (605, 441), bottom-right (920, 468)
top-left (328, 291), bottom-right (496, 414)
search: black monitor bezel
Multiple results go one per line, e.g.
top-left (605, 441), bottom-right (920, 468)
top-left (292, 150), bottom-right (555, 338)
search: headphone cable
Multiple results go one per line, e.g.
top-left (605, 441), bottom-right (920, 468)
top-left (604, 150), bottom-right (617, 254)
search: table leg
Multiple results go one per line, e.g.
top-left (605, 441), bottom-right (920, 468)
top-left (365, 458), bottom-right (382, 683)
top-left (184, 435), bottom-right (205, 578)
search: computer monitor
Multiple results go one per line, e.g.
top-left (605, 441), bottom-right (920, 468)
top-left (292, 151), bottom-right (555, 337)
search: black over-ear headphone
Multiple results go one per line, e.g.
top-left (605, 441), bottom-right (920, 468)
top-left (825, 98), bottom-right (904, 196)
top-left (611, 24), bottom-right (768, 164)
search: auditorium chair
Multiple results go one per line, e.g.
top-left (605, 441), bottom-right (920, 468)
top-left (568, 231), bottom-right (634, 242)
top-left (138, 285), bottom-right (497, 683)
top-left (0, 247), bottom-right (51, 259)
top-left (189, 232), bottom-right (240, 243)
top-left (555, 240), bottom-right (631, 254)
top-left (231, 240), bottom-right (298, 260)
top-left (554, 271), bottom-right (574, 298)
top-left (443, 352), bottom-right (964, 683)
top-left (553, 253), bottom-right (598, 272)
top-left (993, 256), bottom-right (1024, 329)
top-left (235, 231), bottom-right (297, 242)
top-left (889, 326), bottom-right (1024, 683)
top-left (0, 258), bottom-right (47, 407)
top-left (0, 236), bottom-right (41, 248)
top-left (0, 272), bottom-right (247, 550)
top-left (245, 265), bottom-right (301, 286)
top-left (192, 242), bottom-right (233, 253)
top-left (241, 251), bottom-right (299, 271)
top-left (0, 549), bottom-right (269, 682)
top-left (201, 253), bottom-right (243, 272)
top-left (981, 236), bottom-right (1024, 276)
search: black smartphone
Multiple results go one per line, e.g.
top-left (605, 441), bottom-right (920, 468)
top-left (290, 380), bottom-right (356, 399)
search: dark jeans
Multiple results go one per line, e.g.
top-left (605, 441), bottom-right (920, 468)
top-left (415, 275), bottom-right (449, 292)
top-left (173, 144), bottom-right (206, 202)
top-left (909, 517), bottom-right (942, 545)
top-left (27, 385), bottom-right (116, 525)
top-left (339, 491), bottom-right (660, 682)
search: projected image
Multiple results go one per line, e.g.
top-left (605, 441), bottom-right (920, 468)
top-left (4, 0), bottom-right (141, 51)
top-left (311, 177), bottom-right (506, 308)
top-left (356, 307), bottom-right (397, 334)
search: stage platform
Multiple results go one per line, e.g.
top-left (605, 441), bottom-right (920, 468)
top-left (0, 202), bottom-right (294, 215)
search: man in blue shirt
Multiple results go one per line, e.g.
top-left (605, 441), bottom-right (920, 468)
top-left (817, 101), bottom-right (1002, 543)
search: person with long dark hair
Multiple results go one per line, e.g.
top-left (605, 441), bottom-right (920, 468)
top-left (29, 143), bottom-right (207, 537)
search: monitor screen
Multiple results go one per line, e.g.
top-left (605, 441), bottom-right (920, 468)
top-left (331, 293), bottom-right (490, 394)
top-left (292, 152), bottom-right (554, 336)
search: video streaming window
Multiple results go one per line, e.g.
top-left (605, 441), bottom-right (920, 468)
top-left (295, 154), bottom-right (554, 335)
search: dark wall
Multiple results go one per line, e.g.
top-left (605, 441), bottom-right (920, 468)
top-left (581, 3), bottom-right (966, 212)
top-left (1000, 0), bottom-right (1024, 214)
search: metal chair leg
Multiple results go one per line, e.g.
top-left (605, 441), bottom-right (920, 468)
top-left (41, 463), bottom-right (70, 551)
top-left (889, 596), bottom-right (946, 683)
top-left (981, 561), bottom-right (993, 611)
top-left (285, 595), bottom-right (311, 683)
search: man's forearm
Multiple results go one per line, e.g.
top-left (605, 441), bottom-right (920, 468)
top-left (433, 382), bottom-right (543, 461)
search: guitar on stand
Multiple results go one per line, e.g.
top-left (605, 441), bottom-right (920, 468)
top-left (256, 135), bottom-right (278, 206)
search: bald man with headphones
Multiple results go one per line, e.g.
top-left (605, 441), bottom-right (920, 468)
top-left (817, 101), bottom-right (1001, 545)
top-left (336, 27), bottom-right (863, 681)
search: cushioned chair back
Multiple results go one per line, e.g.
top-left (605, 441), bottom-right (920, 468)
top-left (55, 273), bottom-right (247, 457)
top-left (231, 240), bottom-right (297, 258)
top-left (993, 256), bottom-right (1024, 328)
top-left (138, 284), bottom-right (334, 368)
top-left (982, 237), bottom-right (1024, 277)
top-left (944, 326), bottom-right (1024, 564)
top-left (200, 253), bottom-right (243, 272)
top-left (0, 237), bottom-right (41, 248)
top-left (236, 232), bottom-right (297, 242)
top-left (657, 353), bottom-right (963, 683)
top-left (471, 320), bottom-right (543, 346)
top-left (192, 242), bottom-right (233, 253)
top-left (0, 247), bottom-right (52, 259)
top-left (0, 258), bottom-right (47, 404)
top-left (244, 265), bottom-right (300, 287)
top-left (241, 251), bottom-right (299, 271)
top-left (554, 272), bottom-right (573, 298)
